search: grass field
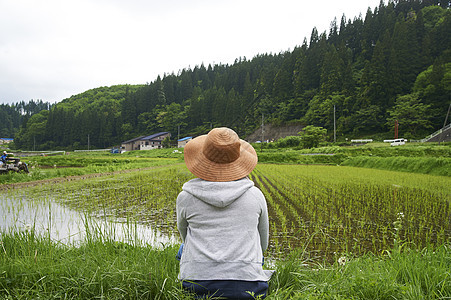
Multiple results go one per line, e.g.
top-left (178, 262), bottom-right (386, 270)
top-left (1, 145), bottom-right (450, 298)
top-left (1, 227), bottom-right (449, 299)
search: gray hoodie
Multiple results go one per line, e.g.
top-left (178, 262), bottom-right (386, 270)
top-left (176, 177), bottom-right (273, 281)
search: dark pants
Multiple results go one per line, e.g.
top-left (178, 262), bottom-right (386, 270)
top-left (182, 280), bottom-right (268, 299)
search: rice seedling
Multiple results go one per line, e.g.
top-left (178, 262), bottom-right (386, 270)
top-left (253, 164), bottom-right (450, 261)
top-left (2, 161), bottom-right (449, 263)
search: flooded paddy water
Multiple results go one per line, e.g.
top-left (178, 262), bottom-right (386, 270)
top-left (1, 163), bottom-right (450, 263)
top-left (0, 187), bottom-right (178, 248)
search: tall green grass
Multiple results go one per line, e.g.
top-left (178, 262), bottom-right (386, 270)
top-left (0, 229), bottom-right (188, 299)
top-left (269, 244), bottom-right (451, 299)
top-left (1, 229), bottom-right (449, 299)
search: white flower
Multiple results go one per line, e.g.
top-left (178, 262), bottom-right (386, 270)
top-left (338, 256), bottom-right (348, 266)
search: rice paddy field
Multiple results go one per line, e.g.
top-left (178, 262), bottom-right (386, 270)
top-left (1, 150), bottom-right (450, 298)
top-left (3, 162), bottom-right (449, 261)
top-left (251, 164), bottom-right (450, 261)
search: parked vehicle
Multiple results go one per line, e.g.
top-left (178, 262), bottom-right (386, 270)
top-left (391, 138), bottom-right (406, 146)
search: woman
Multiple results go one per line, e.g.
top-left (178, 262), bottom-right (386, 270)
top-left (176, 127), bottom-right (273, 299)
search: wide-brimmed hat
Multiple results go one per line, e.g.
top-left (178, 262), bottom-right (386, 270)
top-left (184, 127), bottom-right (257, 182)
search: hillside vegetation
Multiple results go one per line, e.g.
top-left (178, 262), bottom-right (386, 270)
top-left (2, 1), bottom-right (450, 150)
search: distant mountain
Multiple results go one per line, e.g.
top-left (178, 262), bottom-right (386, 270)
top-left (11, 2), bottom-right (451, 150)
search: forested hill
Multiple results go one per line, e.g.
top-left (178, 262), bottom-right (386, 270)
top-left (9, 1), bottom-right (451, 150)
top-left (0, 100), bottom-right (51, 138)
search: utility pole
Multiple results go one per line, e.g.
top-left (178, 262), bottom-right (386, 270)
top-left (88, 134), bottom-right (90, 151)
top-left (394, 120), bottom-right (399, 139)
top-left (261, 113), bottom-right (264, 152)
top-left (439, 100), bottom-right (451, 145)
top-left (334, 105), bottom-right (336, 143)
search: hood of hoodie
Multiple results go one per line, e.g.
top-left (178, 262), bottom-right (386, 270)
top-left (182, 177), bottom-right (254, 208)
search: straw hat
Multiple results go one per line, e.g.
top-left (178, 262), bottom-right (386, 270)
top-left (184, 127), bottom-right (257, 182)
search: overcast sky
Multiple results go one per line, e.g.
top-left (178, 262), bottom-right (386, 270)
top-left (0, 0), bottom-right (385, 105)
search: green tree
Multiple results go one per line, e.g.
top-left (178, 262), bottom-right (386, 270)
top-left (156, 102), bottom-right (186, 134)
top-left (413, 61), bottom-right (451, 128)
top-left (121, 123), bottom-right (134, 141)
top-left (389, 17), bottom-right (421, 96)
top-left (386, 93), bottom-right (433, 138)
top-left (0, 104), bottom-right (22, 137)
top-left (14, 110), bottom-right (49, 150)
top-left (298, 125), bottom-right (327, 148)
top-left (350, 105), bottom-right (384, 135)
top-left (293, 40), bottom-right (309, 98)
top-left (273, 51), bottom-right (295, 101)
top-left (137, 111), bottom-right (159, 134)
top-left (162, 136), bottom-right (171, 148)
top-left (359, 30), bottom-right (392, 108)
top-left (320, 45), bottom-right (343, 95)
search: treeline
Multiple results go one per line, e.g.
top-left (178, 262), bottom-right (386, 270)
top-left (0, 100), bottom-right (51, 137)
top-left (11, 1), bottom-right (451, 150)
top-left (12, 86), bottom-right (143, 150)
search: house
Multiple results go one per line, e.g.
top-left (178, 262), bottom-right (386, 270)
top-left (140, 132), bottom-right (171, 150)
top-left (121, 132), bottom-right (171, 152)
top-left (177, 137), bottom-right (192, 148)
top-left (0, 138), bottom-right (13, 145)
top-left (121, 136), bottom-right (145, 152)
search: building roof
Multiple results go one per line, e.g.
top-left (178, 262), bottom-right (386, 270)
top-left (178, 137), bottom-right (192, 142)
top-left (121, 135), bottom-right (145, 144)
top-left (141, 132), bottom-right (170, 141)
top-left (122, 132), bottom-right (170, 144)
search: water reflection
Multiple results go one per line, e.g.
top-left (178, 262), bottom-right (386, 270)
top-left (0, 193), bottom-right (178, 247)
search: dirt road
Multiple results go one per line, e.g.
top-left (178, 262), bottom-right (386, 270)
top-left (0, 165), bottom-right (182, 191)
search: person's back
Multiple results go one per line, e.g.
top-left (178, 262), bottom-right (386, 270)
top-left (176, 127), bottom-right (273, 299)
top-left (177, 178), bottom-right (270, 281)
